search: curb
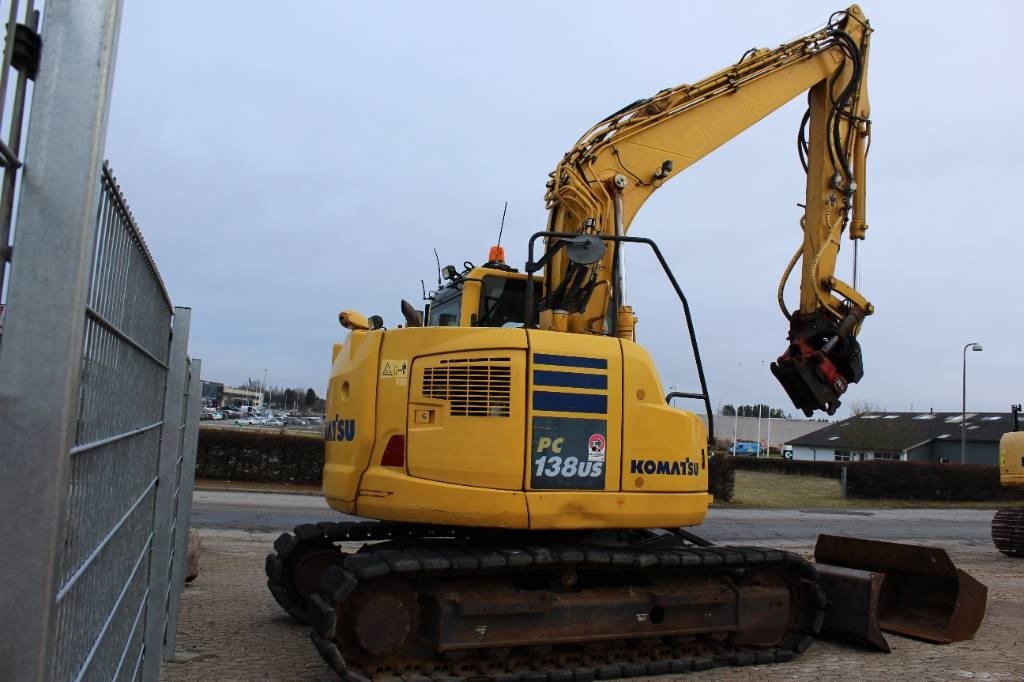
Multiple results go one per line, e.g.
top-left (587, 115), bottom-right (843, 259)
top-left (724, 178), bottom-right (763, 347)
top-left (193, 484), bottom-right (323, 497)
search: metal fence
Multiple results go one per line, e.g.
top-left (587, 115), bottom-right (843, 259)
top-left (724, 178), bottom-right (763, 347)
top-left (0, 3), bottom-right (201, 680)
top-left (0, 0), bottom-right (40, 303)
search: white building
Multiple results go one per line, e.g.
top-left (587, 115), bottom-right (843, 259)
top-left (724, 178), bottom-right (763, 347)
top-left (785, 411), bottom-right (1010, 465)
top-left (221, 386), bottom-right (263, 410)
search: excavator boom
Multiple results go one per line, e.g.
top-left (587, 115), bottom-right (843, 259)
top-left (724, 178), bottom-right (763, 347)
top-left (541, 6), bottom-right (872, 415)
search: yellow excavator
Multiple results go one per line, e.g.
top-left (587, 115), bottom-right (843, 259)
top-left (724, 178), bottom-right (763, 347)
top-left (267, 7), bottom-right (875, 678)
top-left (993, 404), bottom-right (1024, 556)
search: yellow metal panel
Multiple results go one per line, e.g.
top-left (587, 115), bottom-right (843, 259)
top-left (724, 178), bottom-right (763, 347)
top-left (385, 326), bottom-right (528, 357)
top-left (1002, 475), bottom-right (1024, 489)
top-left (620, 340), bottom-right (708, 493)
top-left (376, 328), bottom-right (528, 485)
top-left (525, 331), bottom-right (622, 493)
top-left (458, 277), bottom-right (481, 327)
top-left (357, 467), bottom-right (528, 528)
top-left (526, 491), bottom-right (712, 530)
top-left (324, 495), bottom-right (356, 515)
top-left (407, 346), bottom-right (527, 490)
top-left (1000, 432), bottom-right (1024, 488)
top-left (322, 330), bottom-right (383, 504)
top-left (323, 326), bottom-right (530, 507)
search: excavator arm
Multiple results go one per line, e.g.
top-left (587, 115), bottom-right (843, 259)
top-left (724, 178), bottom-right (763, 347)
top-left (539, 6), bottom-right (872, 415)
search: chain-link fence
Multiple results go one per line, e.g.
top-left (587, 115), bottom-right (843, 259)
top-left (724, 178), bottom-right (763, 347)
top-left (0, 3), bottom-right (201, 680)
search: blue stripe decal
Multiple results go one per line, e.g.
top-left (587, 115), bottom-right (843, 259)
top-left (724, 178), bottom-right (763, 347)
top-left (533, 370), bottom-right (608, 390)
top-left (533, 391), bottom-right (608, 414)
top-left (533, 353), bottom-right (608, 370)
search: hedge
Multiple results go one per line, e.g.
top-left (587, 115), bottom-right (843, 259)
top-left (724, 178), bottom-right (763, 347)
top-left (845, 460), bottom-right (1024, 502)
top-left (729, 456), bottom-right (844, 479)
top-left (196, 428), bottom-right (323, 484)
top-left (197, 429), bottom-right (738, 503)
top-left (198, 431), bottom-right (1022, 503)
top-left (708, 454), bottom-right (735, 502)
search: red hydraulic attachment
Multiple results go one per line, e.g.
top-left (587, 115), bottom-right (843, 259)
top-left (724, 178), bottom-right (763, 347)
top-left (772, 309), bottom-right (866, 417)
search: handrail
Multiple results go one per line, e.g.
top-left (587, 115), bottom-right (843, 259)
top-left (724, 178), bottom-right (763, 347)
top-left (525, 231), bottom-right (714, 445)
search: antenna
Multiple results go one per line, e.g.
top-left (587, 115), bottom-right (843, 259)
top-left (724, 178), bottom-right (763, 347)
top-left (420, 279), bottom-right (427, 301)
top-left (497, 201), bottom-right (508, 248)
top-left (433, 248), bottom-right (442, 287)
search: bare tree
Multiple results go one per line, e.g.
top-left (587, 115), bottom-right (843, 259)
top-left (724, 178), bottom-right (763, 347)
top-left (848, 400), bottom-right (886, 416)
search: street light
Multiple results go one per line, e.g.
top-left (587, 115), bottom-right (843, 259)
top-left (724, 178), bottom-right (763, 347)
top-left (756, 360), bottom-right (765, 457)
top-left (733, 363), bottom-right (741, 454)
top-left (961, 342), bottom-right (983, 464)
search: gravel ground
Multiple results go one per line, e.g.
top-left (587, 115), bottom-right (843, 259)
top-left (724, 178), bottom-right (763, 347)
top-left (161, 529), bottom-right (1024, 682)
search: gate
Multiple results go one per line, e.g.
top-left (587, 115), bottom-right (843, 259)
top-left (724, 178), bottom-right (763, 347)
top-left (0, 2), bottom-right (200, 680)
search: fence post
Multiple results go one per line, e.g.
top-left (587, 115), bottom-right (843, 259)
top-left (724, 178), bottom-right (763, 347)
top-left (0, 2), bottom-right (124, 679)
top-left (164, 358), bottom-right (202, 661)
top-left (841, 466), bottom-right (848, 499)
top-left (142, 307), bottom-right (191, 678)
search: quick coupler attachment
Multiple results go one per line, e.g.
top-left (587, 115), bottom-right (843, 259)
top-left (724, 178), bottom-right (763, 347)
top-left (771, 310), bottom-right (865, 417)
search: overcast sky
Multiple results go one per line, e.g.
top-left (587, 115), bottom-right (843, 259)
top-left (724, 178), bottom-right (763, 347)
top-left (103, 1), bottom-right (1021, 418)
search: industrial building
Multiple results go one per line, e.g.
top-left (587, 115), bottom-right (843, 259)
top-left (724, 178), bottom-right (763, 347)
top-left (698, 414), bottom-right (828, 452)
top-left (785, 411), bottom-right (1012, 465)
top-left (201, 380), bottom-right (263, 410)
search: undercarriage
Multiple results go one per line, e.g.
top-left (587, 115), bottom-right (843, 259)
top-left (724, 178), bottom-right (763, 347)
top-left (266, 521), bottom-right (826, 680)
top-left (992, 508), bottom-right (1024, 557)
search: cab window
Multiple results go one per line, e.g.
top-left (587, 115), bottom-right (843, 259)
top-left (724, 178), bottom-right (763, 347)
top-left (477, 275), bottom-right (536, 328)
top-left (427, 293), bottom-right (461, 326)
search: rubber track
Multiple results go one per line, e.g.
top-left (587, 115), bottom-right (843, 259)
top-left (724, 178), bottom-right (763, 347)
top-left (992, 508), bottom-right (1024, 557)
top-left (268, 521), bottom-right (826, 680)
top-left (266, 522), bottom-right (477, 624)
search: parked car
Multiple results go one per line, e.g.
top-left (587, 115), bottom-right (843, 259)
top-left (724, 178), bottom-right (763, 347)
top-left (728, 441), bottom-right (761, 456)
top-left (211, 412), bottom-right (223, 420)
top-left (235, 417), bottom-right (258, 425)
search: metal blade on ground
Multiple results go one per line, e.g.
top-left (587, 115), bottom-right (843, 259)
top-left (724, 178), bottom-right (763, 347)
top-left (814, 534), bottom-right (987, 645)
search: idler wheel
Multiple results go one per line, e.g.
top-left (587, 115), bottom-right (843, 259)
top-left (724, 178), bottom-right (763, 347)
top-left (350, 579), bottom-right (419, 657)
top-left (559, 567), bottom-right (579, 588)
top-left (291, 544), bottom-right (342, 599)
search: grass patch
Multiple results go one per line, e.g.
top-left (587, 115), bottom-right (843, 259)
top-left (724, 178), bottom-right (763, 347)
top-left (720, 471), bottom-right (1024, 509)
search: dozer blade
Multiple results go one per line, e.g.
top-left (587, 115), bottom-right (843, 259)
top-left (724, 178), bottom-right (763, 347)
top-left (816, 564), bottom-right (890, 652)
top-left (814, 535), bottom-right (988, 644)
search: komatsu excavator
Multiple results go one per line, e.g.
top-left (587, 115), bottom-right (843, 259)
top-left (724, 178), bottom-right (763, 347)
top-left (267, 7), bottom-right (875, 678)
top-left (993, 404), bottom-right (1024, 556)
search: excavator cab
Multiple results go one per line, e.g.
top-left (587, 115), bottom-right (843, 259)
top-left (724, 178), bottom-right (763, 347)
top-left (424, 262), bottom-right (541, 329)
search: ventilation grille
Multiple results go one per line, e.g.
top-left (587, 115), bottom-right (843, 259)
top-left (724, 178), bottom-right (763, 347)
top-left (422, 357), bottom-right (512, 417)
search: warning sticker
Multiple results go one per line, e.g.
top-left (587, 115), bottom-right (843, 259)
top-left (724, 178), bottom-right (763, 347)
top-left (380, 359), bottom-right (408, 379)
